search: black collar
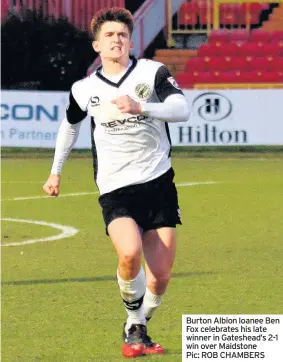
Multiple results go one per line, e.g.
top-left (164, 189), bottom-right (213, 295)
top-left (96, 56), bottom-right (137, 88)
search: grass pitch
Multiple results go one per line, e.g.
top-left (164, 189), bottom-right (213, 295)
top-left (2, 153), bottom-right (283, 362)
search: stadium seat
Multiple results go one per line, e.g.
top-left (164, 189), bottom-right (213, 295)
top-left (176, 68), bottom-right (283, 87)
top-left (179, 3), bottom-right (199, 26)
top-left (239, 3), bottom-right (263, 26)
top-left (198, 44), bottom-right (218, 56)
top-left (178, 71), bottom-right (213, 84)
top-left (225, 71), bottom-right (244, 82)
top-left (236, 70), bottom-right (282, 83)
top-left (198, 42), bottom-right (248, 57)
top-left (251, 56), bottom-right (277, 71)
top-left (250, 56), bottom-right (271, 70)
top-left (230, 29), bottom-right (250, 42)
top-left (196, 71), bottom-right (220, 84)
top-left (249, 3), bottom-right (264, 13)
top-left (256, 71), bottom-right (283, 82)
top-left (221, 43), bottom-right (245, 56)
top-left (199, 3), bottom-right (213, 26)
top-left (176, 72), bottom-right (198, 87)
top-left (189, 56), bottom-right (246, 72)
top-left (231, 56), bottom-right (254, 71)
top-left (223, 56), bottom-right (237, 69)
top-left (249, 29), bottom-right (272, 43)
top-left (209, 56), bottom-right (234, 71)
top-left (271, 31), bottom-right (283, 41)
top-left (209, 29), bottom-right (230, 43)
top-left (231, 70), bottom-right (259, 83)
top-left (238, 42), bottom-right (266, 56)
top-left (186, 57), bottom-right (210, 71)
top-left (209, 71), bottom-right (225, 83)
top-left (271, 57), bottom-right (283, 70)
top-left (220, 4), bottom-right (240, 26)
top-left (263, 42), bottom-right (283, 56)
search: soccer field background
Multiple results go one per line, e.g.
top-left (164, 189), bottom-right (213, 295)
top-left (2, 153), bottom-right (283, 362)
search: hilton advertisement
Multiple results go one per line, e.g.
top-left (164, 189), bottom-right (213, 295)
top-left (168, 89), bottom-right (283, 146)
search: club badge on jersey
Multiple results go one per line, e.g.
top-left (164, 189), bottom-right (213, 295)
top-left (135, 83), bottom-right (152, 100)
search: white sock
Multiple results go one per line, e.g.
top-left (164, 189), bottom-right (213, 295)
top-left (143, 287), bottom-right (163, 320)
top-left (117, 267), bottom-right (146, 333)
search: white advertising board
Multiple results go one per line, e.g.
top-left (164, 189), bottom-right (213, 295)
top-left (1, 90), bottom-right (91, 148)
top-left (169, 89), bottom-right (283, 146)
top-left (1, 89), bottom-right (283, 148)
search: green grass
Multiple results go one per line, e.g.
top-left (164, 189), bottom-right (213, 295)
top-left (2, 154), bottom-right (283, 361)
top-left (1, 145), bottom-right (283, 159)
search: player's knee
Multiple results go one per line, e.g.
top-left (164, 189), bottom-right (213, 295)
top-left (119, 248), bottom-right (142, 270)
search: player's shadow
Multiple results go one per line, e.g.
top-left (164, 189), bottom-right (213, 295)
top-left (2, 271), bottom-right (217, 286)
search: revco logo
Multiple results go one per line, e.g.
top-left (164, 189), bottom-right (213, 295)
top-left (1, 104), bottom-right (59, 121)
top-left (193, 92), bottom-right (232, 121)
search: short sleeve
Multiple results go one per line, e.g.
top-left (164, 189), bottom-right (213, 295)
top-left (66, 89), bottom-right (87, 124)
top-left (154, 65), bottom-right (184, 102)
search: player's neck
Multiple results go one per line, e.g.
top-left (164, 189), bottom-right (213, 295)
top-left (101, 56), bottom-right (131, 76)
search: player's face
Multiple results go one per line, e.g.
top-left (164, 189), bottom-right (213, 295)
top-left (93, 22), bottom-right (133, 61)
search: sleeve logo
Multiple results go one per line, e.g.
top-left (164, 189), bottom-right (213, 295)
top-left (167, 76), bottom-right (181, 90)
top-left (90, 96), bottom-right (100, 107)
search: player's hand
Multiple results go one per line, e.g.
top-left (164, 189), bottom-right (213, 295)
top-left (111, 96), bottom-right (142, 114)
top-left (42, 174), bottom-right (61, 197)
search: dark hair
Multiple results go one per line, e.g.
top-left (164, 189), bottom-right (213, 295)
top-left (90, 7), bottom-right (134, 40)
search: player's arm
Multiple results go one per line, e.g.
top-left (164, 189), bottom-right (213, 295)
top-left (43, 90), bottom-right (87, 197)
top-left (141, 65), bottom-right (190, 122)
top-left (112, 66), bottom-right (190, 122)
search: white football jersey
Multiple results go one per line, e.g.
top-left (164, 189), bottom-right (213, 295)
top-left (66, 57), bottom-right (184, 195)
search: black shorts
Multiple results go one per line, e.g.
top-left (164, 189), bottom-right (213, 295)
top-left (98, 168), bottom-right (182, 235)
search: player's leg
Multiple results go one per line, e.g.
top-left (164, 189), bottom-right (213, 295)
top-left (139, 167), bottom-right (180, 354)
top-left (141, 227), bottom-right (177, 354)
top-left (143, 227), bottom-right (177, 317)
top-left (108, 217), bottom-right (147, 358)
top-left (142, 169), bottom-right (180, 322)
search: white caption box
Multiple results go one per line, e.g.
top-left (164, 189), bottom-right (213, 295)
top-left (182, 315), bottom-right (283, 362)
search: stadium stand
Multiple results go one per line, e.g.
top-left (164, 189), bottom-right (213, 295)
top-left (178, 1), bottom-right (270, 28)
top-left (176, 28), bottom-right (283, 86)
top-left (157, 0), bottom-right (283, 89)
top-left (3, 0), bottom-right (283, 89)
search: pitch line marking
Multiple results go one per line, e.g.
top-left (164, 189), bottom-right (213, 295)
top-left (2, 191), bottom-right (100, 201)
top-left (2, 182), bottom-right (218, 201)
top-left (1, 181), bottom-right (44, 184)
top-left (176, 181), bottom-right (217, 187)
top-left (1, 218), bottom-right (79, 247)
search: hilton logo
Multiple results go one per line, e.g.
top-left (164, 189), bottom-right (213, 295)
top-left (193, 92), bottom-right (232, 121)
top-left (179, 92), bottom-right (247, 144)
